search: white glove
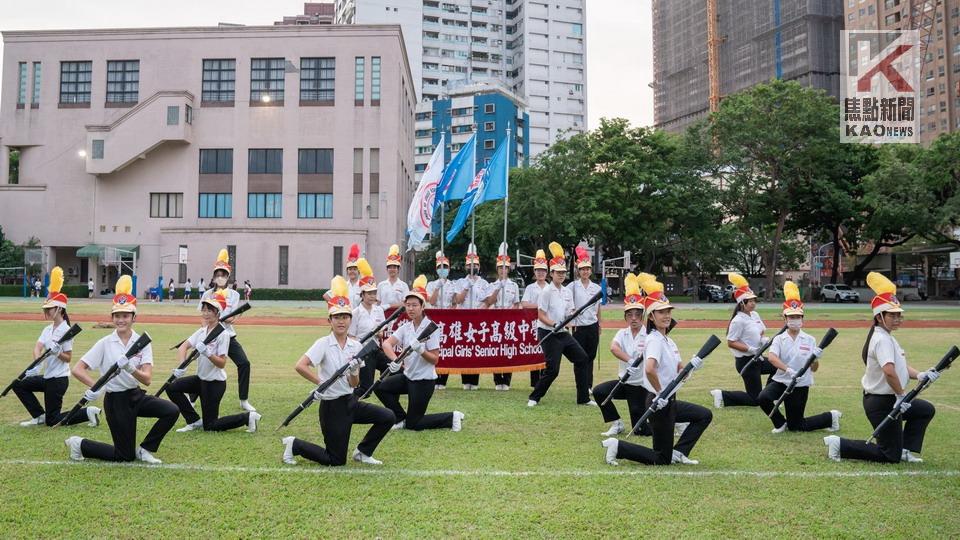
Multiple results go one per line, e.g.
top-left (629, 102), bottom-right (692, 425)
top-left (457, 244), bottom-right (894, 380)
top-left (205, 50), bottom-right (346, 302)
top-left (312, 389), bottom-right (323, 401)
top-left (894, 394), bottom-right (912, 414)
top-left (115, 356), bottom-right (136, 374)
top-left (411, 341), bottom-right (426, 354)
top-left (45, 339), bottom-right (63, 356)
top-left (652, 397), bottom-right (669, 411)
top-left (760, 337), bottom-right (771, 347)
top-left (83, 388), bottom-right (102, 403)
top-left (918, 370), bottom-right (940, 384)
top-left (625, 365), bottom-right (643, 377)
top-left (25, 365), bottom-right (42, 378)
top-left (689, 356), bottom-right (704, 371)
top-left (784, 367), bottom-right (798, 378)
top-left (348, 358), bottom-right (365, 376)
top-left (812, 347), bottom-right (824, 359)
top-left (746, 346), bottom-right (759, 356)
top-left (388, 361), bottom-right (402, 374)
top-left (171, 368), bottom-right (186, 379)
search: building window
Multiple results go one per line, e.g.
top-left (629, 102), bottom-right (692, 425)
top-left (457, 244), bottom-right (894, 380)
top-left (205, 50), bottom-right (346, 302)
top-left (8, 148), bottom-right (20, 184)
top-left (484, 103), bottom-right (495, 114)
top-left (17, 63), bottom-right (28, 105)
top-left (92, 139), bottom-right (104, 160)
top-left (31, 62), bottom-right (41, 105)
top-left (355, 57), bottom-right (365, 105)
top-left (248, 149), bottom-right (283, 174)
top-left (278, 245), bottom-right (289, 285)
top-left (199, 193), bottom-right (232, 218)
top-left (333, 245), bottom-right (343, 277)
top-left (248, 193), bottom-right (282, 218)
top-left (199, 149), bottom-right (233, 174)
top-left (484, 121), bottom-right (495, 131)
top-left (59, 61), bottom-right (92, 104)
top-left (297, 193), bottom-right (333, 218)
top-left (484, 139), bottom-right (495, 149)
top-left (300, 57), bottom-right (335, 103)
top-left (167, 106), bottom-right (180, 125)
top-left (178, 244), bottom-right (188, 283)
top-left (202, 59), bottom-right (236, 103)
top-left (371, 56), bottom-right (381, 104)
top-left (106, 60), bottom-right (140, 104)
top-left (150, 193), bottom-right (183, 218)
top-left (571, 23), bottom-right (583, 35)
top-left (251, 57), bottom-right (285, 103)
top-left (369, 148), bottom-right (379, 219)
top-left (298, 148), bottom-right (333, 174)
top-left (353, 148), bottom-right (363, 219)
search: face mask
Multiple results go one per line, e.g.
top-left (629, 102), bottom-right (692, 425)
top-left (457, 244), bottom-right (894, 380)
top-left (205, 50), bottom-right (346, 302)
top-left (215, 276), bottom-right (227, 288)
top-left (787, 319), bottom-right (803, 330)
top-left (437, 268), bottom-right (449, 279)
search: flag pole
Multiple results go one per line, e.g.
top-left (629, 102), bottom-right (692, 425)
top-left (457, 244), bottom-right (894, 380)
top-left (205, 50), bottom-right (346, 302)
top-left (439, 130), bottom-right (446, 306)
top-left (503, 124), bottom-right (511, 250)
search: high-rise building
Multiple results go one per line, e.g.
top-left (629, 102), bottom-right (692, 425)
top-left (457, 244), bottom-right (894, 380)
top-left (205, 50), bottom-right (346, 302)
top-left (275, 3), bottom-right (336, 25)
top-left (335, 0), bottom-right (586, 157)
top-left (652, 0), bottom-right (843, 133)
top-left (844, 0), bottom-right (960, 144)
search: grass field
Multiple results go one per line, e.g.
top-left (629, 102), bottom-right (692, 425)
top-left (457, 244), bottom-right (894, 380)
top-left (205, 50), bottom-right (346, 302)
top-left (0, 319), bottom-right (958, 538)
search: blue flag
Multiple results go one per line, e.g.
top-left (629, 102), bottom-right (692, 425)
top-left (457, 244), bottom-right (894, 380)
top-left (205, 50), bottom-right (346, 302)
top-left (445, 168), bottom-right (487, 243)
top-left (434, 134), bottom-right (476, 212)
top-left (445, 135), bottom-right (510, 243)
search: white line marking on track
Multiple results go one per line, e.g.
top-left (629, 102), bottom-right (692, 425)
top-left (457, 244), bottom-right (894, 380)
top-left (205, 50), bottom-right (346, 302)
top-left (1, 459), bottom-right (957, 478)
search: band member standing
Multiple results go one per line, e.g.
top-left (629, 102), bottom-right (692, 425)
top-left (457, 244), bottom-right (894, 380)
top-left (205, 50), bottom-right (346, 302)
top-left (528, 242), bottom-right (594, 407)
top-left (13, 266), bottom-right (100, 427)
top-left (281, 277), bottom-right (396, 466)
top-left (521, 249), bottom-right (549, 388)
top-left (757, 281), bottom-right (840, 433)
top-left (710, 273), bottom-right (771, 409)
top-left (601, 276), bottom-right (711, 466)
top-left (349, 258), bottom-right (390, 397)
top-left (591, 273), bottom-right (651, 437)
top-left (167, 289), bottom-right (261, 433)
top-left (453, 244), bottom-right (489, 390)
top-left (428, 251), bottom-right (457, 390)
top-left (324, 243), bottom-right (363, 308)
top-left (568, 246), bottom-right (602, 393)
top-left (824, 273), bottom-right (938, 463)
top-left (376, 276), bottom-right (464, 432)
top-left (65, 276), bottom-right (179, 464)
top-left (377, 244), bottom-right (409, 309)
top-left (198, 249), bottom-right (256, 412)
top-left (483, 245), bottom-right (520, 390)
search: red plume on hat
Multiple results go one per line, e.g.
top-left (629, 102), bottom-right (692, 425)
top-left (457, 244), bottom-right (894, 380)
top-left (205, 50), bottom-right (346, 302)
top-left (346, 244), bottom-right (361, 268)
top-left (575, 246), bottom-right (591, 269)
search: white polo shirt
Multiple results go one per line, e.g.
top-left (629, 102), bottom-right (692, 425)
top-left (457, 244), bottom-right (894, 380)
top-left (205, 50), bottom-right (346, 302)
top-left (567, 279), bottom-right (601, 326)
top-left (642, 330), bottom-right (681, 395)
top-left (770, 331), bottom-right (817, 387)
top-left (305, 335), bottom-right (362, 400)
top-left (486, 279), bottom-right (520, 308)
top-left (426, 279), bottom-right (457, 308)
top-left (613, 326), bottom-right (647, 386)
top-left (726, 311), bottom-right (766, 357)
top-left (537, 282), bottom-right (574, 331)
top-left (862, 326), bottom-right (910, 395)
top-left (377, 278), bottom-right (409, 307)
top-left (198, 287), bottom-right (242, 337)
top-left (456, 275), bottom-right (490, 308)
top-left (392, 317), bottom-right (442, 381)
top-left (349, 304), bottom-right (386, 341)
top-left (80, 330), bottom-right (153, 393)
top-left (37, 320), bottom-right (74, 379)
top-left (186, 325), bottom-right (230, 381)
top-left (522, 282), bottom-right (547, 305)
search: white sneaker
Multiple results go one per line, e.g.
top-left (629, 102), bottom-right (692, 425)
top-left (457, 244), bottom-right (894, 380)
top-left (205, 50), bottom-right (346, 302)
top-left (470, 384), bottom-right (479, 390)
top-left (391, 420), bottom-right (406, 430)
top-left (246, 411), bottom-right (262, 433)
top-left (176, 419), bottom-right (203, 433)
top-left (462, 384), bottom-right (471, 390)
top-left (823, 435), bottom-right (841, 462)
top-left (240, 400), bottom-right (257, 412)
top-left (527, 400), bottom-right (538, 407)
top-left (281, 436), bottom-right (297, 465)
top-left (435, 384), bottom-right (446, 390)
top-left (65, 436), bottom-right (84, 461)
top-left (353, 449), bottom-right (383, 465)
top-left (902, 449), bottom-right (923, 463)
top-left (710, 389), bottom-right (724, 409)
top-left (771, 423), bottom-right (787, 434)
top-left (671, 449), bottom-right (699, 465)
top-left (601, 437), bottom-right (619, 466)
top-left (828, 410), bottom-right (842, 432)
top-left (86, 407), bottom-right (101, 427)
top-left (581, 400), bottom-right (598, 407)
top-left (19, 414), bottom-right (45, 427)
top-left (601, 419), bottom-right (625, 437)
top-left (501, 385), bottom-right (510, 391)
top-left (452, 411), bottom-right (465, 432)
top-left (675, 422), bottom-right (689, 437)
top-left (136, 446), bottom-right (162, 464)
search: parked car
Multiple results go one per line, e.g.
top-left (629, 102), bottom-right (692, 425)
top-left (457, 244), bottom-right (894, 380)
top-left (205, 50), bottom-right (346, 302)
top-left (722, 283), bottom-right (767, 302)
top-left (685, 284), bottom-right (722, 302)
top-left (820, 283), bottom-right (860, 303)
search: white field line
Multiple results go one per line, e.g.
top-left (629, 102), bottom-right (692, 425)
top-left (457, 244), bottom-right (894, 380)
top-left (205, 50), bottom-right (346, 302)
top-left (0, 459), bottom-right (957, 479)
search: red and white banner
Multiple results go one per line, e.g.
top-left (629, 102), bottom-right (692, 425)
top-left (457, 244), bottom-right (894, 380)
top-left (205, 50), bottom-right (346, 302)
top-left (385, 308), bottom-right (546, 375)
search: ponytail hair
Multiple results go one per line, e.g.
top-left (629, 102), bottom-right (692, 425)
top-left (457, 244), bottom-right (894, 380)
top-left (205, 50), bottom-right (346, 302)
top-left (727, 301), bottom-right (745, 333)
top-left (861, 315), bottom-right (882, 365)
top-left (61, 308), bottom-right (71, 327)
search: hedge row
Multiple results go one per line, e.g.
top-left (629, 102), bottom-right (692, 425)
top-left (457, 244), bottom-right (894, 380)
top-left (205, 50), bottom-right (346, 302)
top-left (0, 284), bottom-right (89, 297)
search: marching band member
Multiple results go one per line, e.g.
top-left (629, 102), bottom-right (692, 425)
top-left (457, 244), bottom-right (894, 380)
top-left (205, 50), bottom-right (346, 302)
top-left (483, 245), bottom-right (521, 390)
top-left (376, 276), bottom-right (464, 432)
top-left (377, 244), bottom-right (409, 309)
top-left (528, 242), bottom-right (594, 407)
top-left (568, 246), bottom-right (601, 393)
top-left (65, 276), bottom-right (179, 464)
top-left (453, 244), bottom-right (488, 390)
top-left (349, 258), bottom-right (390, 397)
top-left (167, 289), bottom-right (261, 433)
top-left (710, 273), bottom-right (771, 409)
top-left (282, 277), bottom-right (396, 466)
top-left (591, 274), bottom-right (651, 437)
top-left (427, 251), bottom-right (456, 390)
top-left (199, 249), bottom-right (256, 412)
top-left (824, 273), bottom-right (938, 463)
top-left (324, 243), bottom-right (363, 307)
top-left (13, 267), bottom-right (99, 427)
top-left (521, 249), bottom-right (550, 388)
top-left (601, 276), bottom-right (711, 466)
top-left (757, 281), bottom-right (840, 433)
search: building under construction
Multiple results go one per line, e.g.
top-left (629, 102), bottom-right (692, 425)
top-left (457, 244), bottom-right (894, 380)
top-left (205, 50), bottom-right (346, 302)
top-left (652, 0), bottom-right (844, 133)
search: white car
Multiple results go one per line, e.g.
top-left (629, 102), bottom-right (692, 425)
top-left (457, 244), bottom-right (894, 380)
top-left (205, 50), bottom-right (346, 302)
top-left (820, 283), bottom-right (860, 303)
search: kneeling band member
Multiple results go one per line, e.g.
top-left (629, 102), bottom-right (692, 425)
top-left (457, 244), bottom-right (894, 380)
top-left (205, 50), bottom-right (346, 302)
top-left (349, 258), bottom-right (390, 397)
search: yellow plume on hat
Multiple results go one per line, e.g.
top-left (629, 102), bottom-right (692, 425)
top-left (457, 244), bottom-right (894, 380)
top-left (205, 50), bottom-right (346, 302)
top-left (636, 272), bottom-right (656, 293)
top-left (866, 272), bottom-right (896, 295)
top-left (217, 249), bottom-right (229, 264)
top-left (728, 272), bottom-right (749, 288)
top-left (388, 245), bottom-right (400, 257)
top-left (330, 275), bottom-right (349, 299)
top-left (115, 275), bottom-right (133, 296)
top-left (624, 273), bottom-right (641, 297)
top-left (783, 280), bottom-right (801, 303)
top-left (357, 258), bottom-right (373, 280)
top-left (412, 274), bottom-right (428, 291)
top-left (49, 267), bottom-right (64, 294)
top-left (548, 242), bottom-right (564, 259)
top-left (535, 249), bottom-right (545, 260)
top-left (642, 278), bottom-right (664, 295)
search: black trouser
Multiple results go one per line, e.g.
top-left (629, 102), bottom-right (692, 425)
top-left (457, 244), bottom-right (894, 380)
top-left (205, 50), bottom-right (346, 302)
top-left (615, 396), bottom-right (713, 465)
top-left (530, 369), bottom-right (540, 388)
top-left (228, 337), bottom-right (251, 401)
top-left (592, 379), bottom-right (652, 436)
top-left (493, 372), bottom-right (512, 386)
top-left (12, 375), bottom-right (89, 427)
top-left (757, 381), bottom-right (831, 431)
top-left (292, 394), bottom-right (395, 466)
top-left (356, 348), bottom-right (391, 398)
top-left (374, 375), bottom-right (453, 430)
top-left (435, 373), bottom-right (480, 387)
top-left (720, 355), bottom-right (777, 407)
top-left (80, 388), bottom-right (179, 462)
top-left (572, 322), bottom-right (600, 389)
top-left (529, 329), bottom-right (591, 404)
top-left (838, 394), bottom-right (936, 463)
top-left (167, 375), bottom-right (249, 431)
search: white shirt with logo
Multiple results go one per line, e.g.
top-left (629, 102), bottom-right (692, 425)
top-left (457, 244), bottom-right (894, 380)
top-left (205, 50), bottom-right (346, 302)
top-left (861, 326), bottom-right (910, 395)
top-left (642, 330), bottom-right (682, 395)
top-left (614, 326), bottom-right (647, 386)
top-left (377, 278), bottom-right (410, 307)
top-left (186, 325), bottom-right (230, 381)
top-left (80, 330), bottom-right (153, 393)
top-left (566, 279), bottom-right (601, 326)
top-left (537, 282), bottom-right (574, 331)
top-left (349, 304), bottom-right (386, 341)
top-left (726, 311), bottom-right (766, 357)
top-left (486, 279), bottom-right (520, 308)
top-left (37, 320), bottom-right (74, 379)
top-left (770, 331), bottom-right (816, 387)
top-left (427, 279), bottom-right (457, 308)
top-left (198, 287), bottom-right (242, 337)
top-left (305, 335), bottom-right (361, 400)
top-left (522, 282), bottom-right (547, 305)
top-left (456, 275), bottom-right (490, 309)
top-left (392, 317), bottom-right (442, 381)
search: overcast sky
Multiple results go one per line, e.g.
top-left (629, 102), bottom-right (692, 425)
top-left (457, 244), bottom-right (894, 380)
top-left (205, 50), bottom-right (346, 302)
top-left (0, 0), bottom-right (654, 128)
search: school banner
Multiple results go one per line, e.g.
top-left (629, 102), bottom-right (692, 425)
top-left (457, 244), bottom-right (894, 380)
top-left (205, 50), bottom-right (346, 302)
top-left (384, 308), bottom-right (546, 375)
